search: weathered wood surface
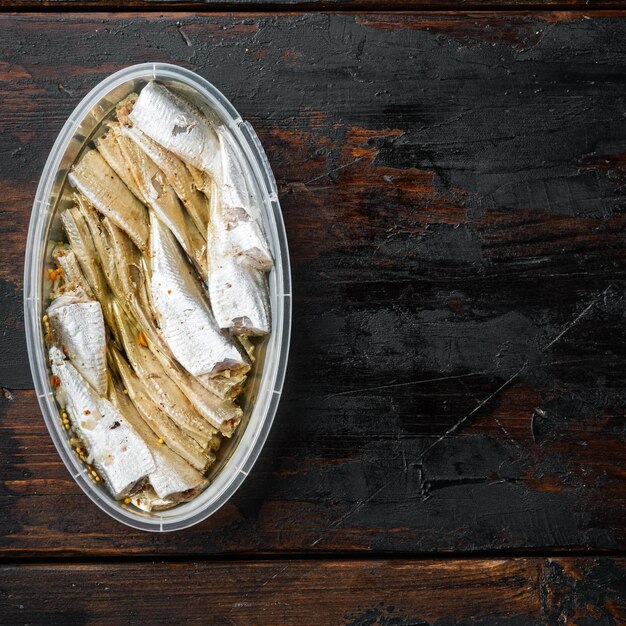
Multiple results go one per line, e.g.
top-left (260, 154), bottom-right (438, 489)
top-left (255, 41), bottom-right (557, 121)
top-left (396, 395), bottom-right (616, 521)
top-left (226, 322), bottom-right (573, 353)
top-left (0, 557), bottom-right (624, 624)
top-left (2, 1), bottom-right (626, 9)
top-left (0, 12), bottom-right (625, 557)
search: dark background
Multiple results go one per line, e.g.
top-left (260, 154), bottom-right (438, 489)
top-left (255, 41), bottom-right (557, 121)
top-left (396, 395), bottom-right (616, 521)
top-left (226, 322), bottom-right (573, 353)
top-left (0, 6), bottom-right (624, 624)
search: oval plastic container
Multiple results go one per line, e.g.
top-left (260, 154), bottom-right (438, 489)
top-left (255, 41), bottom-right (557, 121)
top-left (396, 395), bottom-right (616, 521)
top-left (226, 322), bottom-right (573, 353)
top-left (23, 63), bottom-right (291, 532)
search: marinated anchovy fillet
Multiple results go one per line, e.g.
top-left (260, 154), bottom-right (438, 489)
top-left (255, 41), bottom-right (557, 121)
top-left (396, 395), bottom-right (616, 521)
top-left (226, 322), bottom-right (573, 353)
top-left (111, 301), bottom-right (217, 448)
top-left (61, 206), bottom-right (108, 302)
top-left (99, 217), bottom-right (159, 346)
top-left (121, 125), bottom-right (209, 237)
top-left (50, 347), bottom-right (155, 499)
top-left (44, 80), bottom-right (274, 510)
top-left (218, 133), bottom-right (273, 271)
top-left (129, 81), bottom-right (221, 180)
top-left (95, 124), bottom-right (145, 202)
top-left (148, 341), bottom-right (243, 436)
top-left (207, 221), bottom-right (271, 336)
top-left (150, 215), bottom-right (249, 377)
top-left (110, 345), bottom-right (212, 472)
top-left (111, 388), bottom-right (208, 500)
top-left (68, 149), bottom-right (149, 251)
top-left (207, 175), bottom-right (271, 335)
top-left (48, 293), bottom-right (107, 396)
top-left (116, 130), bottom-right (193, 260)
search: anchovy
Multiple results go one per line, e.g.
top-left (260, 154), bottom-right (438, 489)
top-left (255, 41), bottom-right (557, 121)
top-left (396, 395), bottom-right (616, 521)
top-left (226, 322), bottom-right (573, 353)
top-left (60, 204), bottom-right (108, 301)
top-left (217, 133), bottom-right (273, 271)
top-left (50, 347), bottom-right (155, 499)
top-left (148, 341), bottom-right (242, 436)
top-left (59, 203), bottom-right (118, 332)
top-left (120, 125), bottom-right (209, 237)
top-left (68, 149), bottom-right (149, 251)
top-left (115, 130), bottom-right (193, 260)
top-left (207, 181), bottom-right (270, 336)
top-left (109, 345), bottom-right (212, 472)
top-left (74, 188), bottom-right (157, 344)
top-left (98, 216), bottom-right (160, 347)
top-left (149, 214), bottom-right (249, 376)
top-left (111, 387), bottom-right (208, 500)
top-left (111, 301), bottom-right (217, 448)
top-left (129, 81), bottom-right (221, 180)
top-left (47, 293), bottom-right (107, 396)
top-left (52, 245), bottom-right (95, 301)
top-left (94, 123), bottom-right (145, 201)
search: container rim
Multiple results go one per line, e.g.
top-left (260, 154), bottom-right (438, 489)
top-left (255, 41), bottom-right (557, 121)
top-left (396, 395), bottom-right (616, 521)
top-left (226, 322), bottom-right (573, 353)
top-left (23, 62), bottom-right (292, 532)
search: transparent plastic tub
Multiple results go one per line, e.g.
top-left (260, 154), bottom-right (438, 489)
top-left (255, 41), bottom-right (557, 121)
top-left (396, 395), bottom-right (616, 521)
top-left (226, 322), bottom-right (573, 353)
top-left (23, 63), bottom-right (291, 532)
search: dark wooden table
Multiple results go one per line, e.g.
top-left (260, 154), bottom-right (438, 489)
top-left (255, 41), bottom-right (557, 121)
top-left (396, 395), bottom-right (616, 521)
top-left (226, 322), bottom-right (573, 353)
top-left (1, 5), bottom-right (625, 624)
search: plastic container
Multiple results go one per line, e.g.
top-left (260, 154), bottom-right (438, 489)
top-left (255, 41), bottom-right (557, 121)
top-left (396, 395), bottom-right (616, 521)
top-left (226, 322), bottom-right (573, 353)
top-left (23, 63), bottom-right (291, 532)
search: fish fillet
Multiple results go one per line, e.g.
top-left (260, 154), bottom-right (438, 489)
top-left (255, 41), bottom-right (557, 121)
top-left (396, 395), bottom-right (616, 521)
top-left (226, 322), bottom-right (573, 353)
top-left (95, 123), bottom-right (145, 201)
top-left (121, 125), bottom-right (209, 237)
top-left (129, 81), bottom-right (221, 180)
top-left (68, 149), bottom-right (149, 251)
top-left (48, 293), bottom-right (107, 396)
top-left (111, 387), bottom-right (208, 500)
top-left (111, 301), bottom-right (217, 448)
top-left (149, 215), bottom-right (249, 376)
top-left (109, 345), bottom-right (212, 472)
top-left (50, 346), bottom-right (155, 499)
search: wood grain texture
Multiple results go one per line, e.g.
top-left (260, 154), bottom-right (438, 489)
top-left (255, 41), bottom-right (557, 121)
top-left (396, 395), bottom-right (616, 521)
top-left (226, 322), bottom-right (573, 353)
top-left (0, 557), bottom-right (624, 625)
top-left (2, 1), bottom-right (626, 10)
top-left (0, 12), bottom-right (625, 556)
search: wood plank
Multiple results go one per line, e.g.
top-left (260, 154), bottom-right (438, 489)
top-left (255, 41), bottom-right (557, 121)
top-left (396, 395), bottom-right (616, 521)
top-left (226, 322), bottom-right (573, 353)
top-left (2, 1), bottom-right (626, 9)
top-left (0, 12), bottom-right (625, 556)
top-left (0, 557), bottom-right (624, 624)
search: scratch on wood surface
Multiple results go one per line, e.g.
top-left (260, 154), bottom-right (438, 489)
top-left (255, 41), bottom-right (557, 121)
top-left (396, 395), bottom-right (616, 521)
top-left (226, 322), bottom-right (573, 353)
top-left (417, 362), bottom-right (529, 463)
top-left (542, 285), bottom-right (613, 352)
top-left (305, 156), bottom-right (365, 185)
top-left (229, 564), bottom-right (292, 616)
top-left (326, 372), bottom-right (485, 399)
top-left (309, 480), bottom-right (395, 547)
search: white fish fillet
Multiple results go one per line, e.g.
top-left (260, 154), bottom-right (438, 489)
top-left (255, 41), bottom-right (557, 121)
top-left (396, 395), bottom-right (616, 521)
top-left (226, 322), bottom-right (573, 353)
top-left (149, 215), bottom-right (248, 376)
top-left (217, 132), bottom-right (273, 271)
top-left (50, 347), bottom-right (155, 499)
top-left (110, 345), bottom-right (212, 472)
top-left (149, 342), bottom-right (242, 436)
top-left (116, 130), bottom-right (193, 259)
top-left (60, 204), bottom-right (117, 332)
top-left (207, 176), bottom-right (271, 336)
top-left (207, 227), bottom-right (271, 336)
top-left (111, 301), bottom-right (217, 447)
top-left (74, 191), bottom-right (161, 354)
top-left (61, 206), bottom-right (108, 302)
top-left (53, 245), bottom-right (95, 301)
top-left (98, 216), bottom-right (161, 348)
top-left (48, 294), bottom-right (107, 396)
top-left (112, 388), bottom-right (207, 500)
top-left (68, 149), bottom-right (149, 251)
top-left (121, 125), bottom-right (209, 237)
top-left (129, 81), bottom-right (221, 180)
top-left (95, 124), bottom-right (145, 202)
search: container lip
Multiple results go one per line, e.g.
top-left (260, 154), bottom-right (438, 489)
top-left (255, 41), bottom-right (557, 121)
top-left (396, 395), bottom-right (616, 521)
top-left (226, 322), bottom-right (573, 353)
top-left (24, 62), bottom-right (292, 532)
